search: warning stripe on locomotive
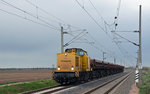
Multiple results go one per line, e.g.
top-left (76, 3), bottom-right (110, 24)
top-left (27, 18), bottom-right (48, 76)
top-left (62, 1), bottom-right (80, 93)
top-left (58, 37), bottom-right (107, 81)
top-left (75, 71), bottom-right (79, 77)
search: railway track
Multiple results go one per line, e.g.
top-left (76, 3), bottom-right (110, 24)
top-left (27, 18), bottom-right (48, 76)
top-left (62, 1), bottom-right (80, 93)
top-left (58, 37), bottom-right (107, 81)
top-left (22, 71), bottom-right (132, 94)
top-left (84, 71), bottom-right (132, 94)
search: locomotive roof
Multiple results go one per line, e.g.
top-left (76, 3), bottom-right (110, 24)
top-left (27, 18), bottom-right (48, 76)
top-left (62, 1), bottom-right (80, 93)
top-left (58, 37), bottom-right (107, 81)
top-left (65, 48), bottom-right (87, 53)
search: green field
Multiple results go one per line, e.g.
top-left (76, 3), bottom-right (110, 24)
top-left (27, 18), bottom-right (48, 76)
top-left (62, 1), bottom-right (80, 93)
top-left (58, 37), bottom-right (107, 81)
top-left (0, 79), bottom-right (59, 94)
top-left (138, 67), bottom-right (150, 94)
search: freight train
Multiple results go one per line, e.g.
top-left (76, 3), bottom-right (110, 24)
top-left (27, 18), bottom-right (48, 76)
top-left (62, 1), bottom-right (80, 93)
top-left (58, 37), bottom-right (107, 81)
top-left (53, 48), bottom-right (124, 84)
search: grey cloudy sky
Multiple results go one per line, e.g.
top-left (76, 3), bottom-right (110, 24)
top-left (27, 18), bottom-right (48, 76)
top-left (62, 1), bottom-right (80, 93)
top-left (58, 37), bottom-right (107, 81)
top-left (0, 0), bottom-right (149, 68)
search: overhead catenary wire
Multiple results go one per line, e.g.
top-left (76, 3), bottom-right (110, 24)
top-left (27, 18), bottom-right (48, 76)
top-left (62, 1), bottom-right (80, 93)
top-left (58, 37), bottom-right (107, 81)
top-left (108, 0), bottom-right (137, 63)
top-left (111, 32), bottom-right (136, 65)
top-left (64, 31), bottom-right (88, 47)
top-left (0, 0), bottom-right (135, 65)
top-left (25, 0), bottom-right (63, 23)
top-left (75, 0), bottom-right (126, 62)
top-left (75, 0), bottom-right (119, 43)
top-left (25, 0), bottom-right (82, 30)
top-left (75, 0), bottom-right (106, 33)
top-left (112, 33), bottom-right (137, 62)
top-left (66, 31), bottom-right (106, 56)
top-left (1, 0), bottom-right (60, 30)
top-left (72, 34), bottom-right (105, 54)
top-left (116, 33), bottom-right (138, 58)
top-left (113, 32), bottom-right (139, 46)
top-left (116, 0), bottom-right (121, 17)
top-left (67, 31), bottom-right (92, 43)
top-left (0, 8), bottom-right (57, 30)
top-left (75, 0), bottom-right (118, 50)
top-left (113, 40), bottom-right (128, 61)
top-left (25, 0), bottom-right (117, 58)
top-left (111, 0), bottom-right (138, 63)
top-left (114, 0), bottom-right (122, 29)
top-left (68, 30), bottom-right (117, 60)
top-left (116, 42), bottom-right (135, 62)
top-left (1, 0), bottom-right (59, 30)
top-left (108, 32), bottom-right (131, 64)
top-left (88, 0), bottom-right (115, 32)
top-left (87, 33), bottom-right (116, 59)
top-left (88, 0), bottom-right (112, 27)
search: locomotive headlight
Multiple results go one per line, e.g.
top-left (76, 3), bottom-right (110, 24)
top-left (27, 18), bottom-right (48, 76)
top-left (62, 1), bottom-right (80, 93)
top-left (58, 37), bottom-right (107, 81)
top-left (71, 67), bottom-right (74, 70)
top-left (65, 53), bottom-right (67, 56)
top-left (58, 67), bottom-right (60, 70)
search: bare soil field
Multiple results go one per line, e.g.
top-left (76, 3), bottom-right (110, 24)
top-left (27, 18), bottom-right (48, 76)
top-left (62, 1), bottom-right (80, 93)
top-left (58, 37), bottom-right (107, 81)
top-left (0, 69), bottom-right (53, 84)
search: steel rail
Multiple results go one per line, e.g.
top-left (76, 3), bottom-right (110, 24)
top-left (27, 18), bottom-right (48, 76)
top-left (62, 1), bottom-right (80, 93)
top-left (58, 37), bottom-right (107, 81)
top-left (84, 72), bottom-right (132, 94)
top-left (42, 85), bottom-right (74, 94)
top-left (104, 73), bottom-right (130, 94)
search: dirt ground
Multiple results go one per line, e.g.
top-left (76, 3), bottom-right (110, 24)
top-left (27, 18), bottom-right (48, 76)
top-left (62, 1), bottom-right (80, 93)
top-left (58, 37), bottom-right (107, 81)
top-left (129, 83), bottom-right (139, 94)
top-left (0, 69), bottom-right (53, 84)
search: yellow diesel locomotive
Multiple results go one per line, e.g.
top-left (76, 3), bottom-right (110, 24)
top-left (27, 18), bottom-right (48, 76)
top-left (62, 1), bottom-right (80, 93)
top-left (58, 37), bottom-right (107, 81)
top-left (53, 48), bottom-right (91, 84)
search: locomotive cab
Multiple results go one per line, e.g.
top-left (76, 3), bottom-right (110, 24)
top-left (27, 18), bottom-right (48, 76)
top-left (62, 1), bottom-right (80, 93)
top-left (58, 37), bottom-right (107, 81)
top-left (56, 48), bottom-right (90, 72)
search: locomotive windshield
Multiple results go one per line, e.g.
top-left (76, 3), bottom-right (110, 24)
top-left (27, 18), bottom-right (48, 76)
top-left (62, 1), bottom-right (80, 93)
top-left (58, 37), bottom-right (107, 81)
top-left (76, 50), bottom-right (84, 55)
top-left (65, 48), bottom-right (87, 56)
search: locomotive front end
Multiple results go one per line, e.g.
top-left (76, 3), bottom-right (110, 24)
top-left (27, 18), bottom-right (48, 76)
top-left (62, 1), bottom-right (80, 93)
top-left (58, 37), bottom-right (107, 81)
top-left (53, 49), bottom-right (79, 84)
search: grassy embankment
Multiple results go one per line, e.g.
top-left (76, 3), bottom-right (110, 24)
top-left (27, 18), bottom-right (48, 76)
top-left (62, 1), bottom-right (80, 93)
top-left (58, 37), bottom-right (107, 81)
top-left (138, 67), bottom-right (150, 94)
top-left (0, 79), bottom-right (59, 94)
